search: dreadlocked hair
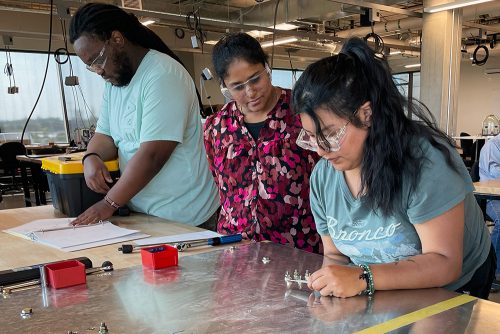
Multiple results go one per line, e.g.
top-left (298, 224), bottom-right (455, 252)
top-left (69, 2), bottom-right (205, 115)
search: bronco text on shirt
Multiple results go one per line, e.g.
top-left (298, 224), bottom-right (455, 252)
top-left (310, 138), bottom-right (491, 290)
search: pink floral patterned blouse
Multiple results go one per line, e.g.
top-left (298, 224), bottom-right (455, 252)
top-left (203, 88), bottom-right (322, 253)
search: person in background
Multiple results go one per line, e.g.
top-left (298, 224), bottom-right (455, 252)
top-left (292, 37), bottom-right (495, 298)
top-left (69, 3), bottom-right (219, 228)
top-left (479, 134), bottom-right (500, 280)
top-left (204, 33), bottom-right (322, 253)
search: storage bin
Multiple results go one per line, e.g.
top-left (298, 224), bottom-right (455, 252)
top-left (45, 260), bottom-right (86, 289)
top-left (141, 245), bottom-right (178, 270)
top-left (41, 153), bottom-right (119, 217)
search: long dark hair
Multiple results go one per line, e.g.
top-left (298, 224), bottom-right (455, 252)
top-left (292, 37), bottom-right (458, 216)
top-left (69, 3), bottom-right (205, 115)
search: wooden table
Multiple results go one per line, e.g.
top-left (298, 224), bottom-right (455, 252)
top-left (24, 144), bottom-right (68, 155)
top-left (474, 179), bottom-right (500, 198)
top-left (0, 205), bottom-right (218, 271)
top-left (1, 207), bottom-right (500, 333)
top-left (453, 135), bottom-right (494, 141)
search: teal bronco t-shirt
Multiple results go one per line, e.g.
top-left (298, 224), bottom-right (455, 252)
top-left (96, 50), bottom-right (219, 225)
top-left (310, 138), bottom-right (491, 290)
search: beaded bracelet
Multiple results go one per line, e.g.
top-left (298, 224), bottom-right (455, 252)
top-left (358, 264), bottom-right (375, 296)
top-left (104, 195), bottom-right (121, 210)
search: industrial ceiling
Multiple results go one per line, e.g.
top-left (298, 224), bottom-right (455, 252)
top-left (0, 0), bottom-right (499, 69)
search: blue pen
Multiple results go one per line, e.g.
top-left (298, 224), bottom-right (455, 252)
top-left (119, 234), bottom-right (243, 254)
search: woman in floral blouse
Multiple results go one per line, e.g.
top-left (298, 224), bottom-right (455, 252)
top-left (204, 33), bottom-right (322, 253)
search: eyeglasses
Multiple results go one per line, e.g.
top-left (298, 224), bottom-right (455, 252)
top-left (296, 120), bottom-right (351, 152)
top-left (86, 43), bottom-right (108, 73)
top-left (220, 65), bottom-right (271, 100)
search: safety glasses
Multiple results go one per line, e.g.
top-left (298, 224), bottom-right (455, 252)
top-left (220, 64), bottom-right (271, 100)
top-left (296, 120), bottom-right (351, 152)
top-left (86, 42), bottom-right (108, 73)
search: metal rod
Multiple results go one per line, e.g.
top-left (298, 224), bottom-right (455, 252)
top-left (56, 59), bottom-right (71, 143)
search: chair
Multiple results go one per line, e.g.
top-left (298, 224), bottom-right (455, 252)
top-left (470, 160), bottom-right (494, 226)
top-left (459, 132), bottom-right (475, 169)
top-left (474, 139), bottom-right (486, 161)
top-left (470, 160), bottom-right (480, 182)
top-left (0, 142), bottom-right (26, 193)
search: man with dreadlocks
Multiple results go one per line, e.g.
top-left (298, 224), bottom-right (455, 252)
top-left (69, 3), bottom-right (219, 228)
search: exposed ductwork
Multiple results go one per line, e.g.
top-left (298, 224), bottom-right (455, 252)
top-left (336, 1), bottom-right (500, 39)
top-left (0, 0), bottom-right (499, 66)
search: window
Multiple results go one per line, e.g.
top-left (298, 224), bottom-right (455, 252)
top-left (393, 72), bottom-right (420, 100)
top-left (393, 73), bottom-right (410, 97)
top-left (60, 55), bottom-right (104, 136)
top-left (393, 71), bottom-right (420, 118)
top-left (271, 68), bottom-right (303, 89)
top-left (0, 50), bottom-right (103, 144)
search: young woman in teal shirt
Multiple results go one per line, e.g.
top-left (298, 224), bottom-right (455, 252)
top-left (292, 38), bottom-right (495, 299)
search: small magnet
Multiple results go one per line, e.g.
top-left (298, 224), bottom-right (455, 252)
top-left (262, 256), bottom-right (270, 264)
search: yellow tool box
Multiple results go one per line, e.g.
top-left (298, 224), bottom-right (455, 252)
top-left (41, 153), bottom-right (120, 217)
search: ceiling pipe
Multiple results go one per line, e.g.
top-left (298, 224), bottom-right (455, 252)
top-left (242, 0), bottom-right (417, 28)
top-left (336, 2), bottom-right (500, 39)
top-left (336, 17), bottom-right (422, 38)
top-left (462, 23), bottom-right (500, 39)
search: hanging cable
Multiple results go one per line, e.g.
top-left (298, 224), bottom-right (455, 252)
top-left (20, 0), bottom-right (54, 147)
top-left (287, 50), bottom-right (297, 85)
top-left (186, 8), bottom-right (206, 52)
top-left (54, 17), bottom-right (98, 146)
top-left (364, 30), bottom-right (385, 57)
top-left (270, 0), bottom-right (282, 71)
top-left (78, 85), bottom-right (97, 124)
top-left (472, 44), bottom-right (489, 66)
top-left (4, 46), bottom-right (17, 91)
top-left (199, 77), bottom-right (214, 116)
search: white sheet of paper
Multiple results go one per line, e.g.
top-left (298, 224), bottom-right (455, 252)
top-left (63, 232), bottom-right (150, 252)
top-left (4, 218), bottom-right (76, 239)
top-left (134, 230), bottom-right (221, 246)
top-left (3, 218), bottom-right (150, 252)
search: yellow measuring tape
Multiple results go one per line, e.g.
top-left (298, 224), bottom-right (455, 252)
top-left (355, 294), bottom-right (477, 334)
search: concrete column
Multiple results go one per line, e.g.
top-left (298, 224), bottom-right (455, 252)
top-left (420, 0), bottom-right (462, 135)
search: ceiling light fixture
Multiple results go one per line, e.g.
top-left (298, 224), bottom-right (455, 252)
top-left (273, 23), bottom-right (299, 31)
top-left (248, 23), bottom-right (298, 39)
top-left (424, 0), bottom-right (493, 13)
top-left (261, 37), bottom-right (299, 48)
top-left (404, 63), bottom-right (421, 68)
top-left (140, 19), bottom-right (156, 26)
top-left (248, 30), bottom-right (273, 38)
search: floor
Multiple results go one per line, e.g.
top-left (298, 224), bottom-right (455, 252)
top-left (1, 193), bottom-right (499, 304)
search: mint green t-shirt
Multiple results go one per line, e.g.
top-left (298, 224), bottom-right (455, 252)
top-left (96, 50), bottom-right (218, 225)
top-left (310, 138), bottom-right (491, 290)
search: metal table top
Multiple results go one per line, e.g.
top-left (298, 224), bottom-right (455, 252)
top-left (1, 242), bottom-right (499, 333)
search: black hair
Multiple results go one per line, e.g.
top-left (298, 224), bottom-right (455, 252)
top-left (69, 3), bottom-right (207, 115)
top-left (212, 32), bottom-right (269, 83)
top-left (292, 37), bottom-right (458, 217)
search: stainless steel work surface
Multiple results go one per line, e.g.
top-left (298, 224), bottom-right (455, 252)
top-left (1, 242), bottom-right (499, 333)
